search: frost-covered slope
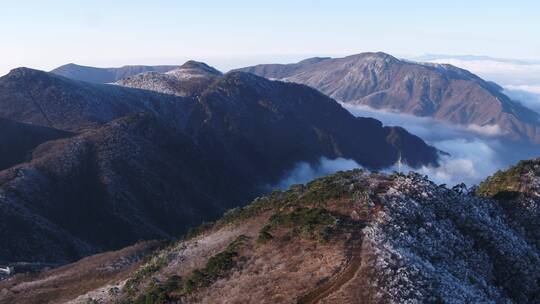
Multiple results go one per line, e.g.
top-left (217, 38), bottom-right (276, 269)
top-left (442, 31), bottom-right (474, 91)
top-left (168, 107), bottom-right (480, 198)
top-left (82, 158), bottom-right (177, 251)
top-left (7, 160), bottom-right (540, 303)
top-left (115, 61), bottom-right (222, 97)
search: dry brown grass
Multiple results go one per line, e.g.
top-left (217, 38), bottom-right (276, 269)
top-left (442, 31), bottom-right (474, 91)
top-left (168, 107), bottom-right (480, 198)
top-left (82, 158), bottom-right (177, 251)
top-left (0, 241), bottom-right (162, 304)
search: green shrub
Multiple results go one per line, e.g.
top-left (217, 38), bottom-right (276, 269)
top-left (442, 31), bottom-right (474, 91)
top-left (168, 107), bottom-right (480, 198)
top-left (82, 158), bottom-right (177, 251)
top-left (183, 235), bottom-right (248, 294)
top-left (185, 221), bottom-right (214, 240)
top-left (257, 224), bottom-right (274, 244)
top-left (265, 207), bottom-right (337, 243)
top-left (477, 159), bottom-right (539, 197)
top-left (124, 252), bottom-right (169, 296)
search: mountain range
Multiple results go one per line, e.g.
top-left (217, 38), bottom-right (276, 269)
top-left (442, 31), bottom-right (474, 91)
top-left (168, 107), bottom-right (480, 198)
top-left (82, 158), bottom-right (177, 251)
top-left (115, 61), bottom-right (223, 97)
top-left (51, 63), bottom-right (180, 84)
top-left (3, 157), bottom-right (540, 303)
top-left (0, 63), bottom-right (438, 264)
top-left (237, 52), bottom-right (540, 144)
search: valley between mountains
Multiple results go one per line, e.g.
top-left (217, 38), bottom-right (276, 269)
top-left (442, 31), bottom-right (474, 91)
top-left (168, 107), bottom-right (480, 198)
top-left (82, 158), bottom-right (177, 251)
top-left (0, 61), bottom-right (438, 264)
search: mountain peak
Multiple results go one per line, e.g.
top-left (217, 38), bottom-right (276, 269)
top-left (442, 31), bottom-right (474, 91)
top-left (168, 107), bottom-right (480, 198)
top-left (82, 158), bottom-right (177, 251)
top-left (113, 61), bottom-right (223, 97)
top-left (345, 51), bottom-right (399, 63)
top-left (238, 52), bottom-right (540, 144)
top-left (173, 60), bottom-right (223, 76)
top-left (50, 64), bottom-right (180, 83)
top-left (6, 67), bottom-right (49, 78)
top-left (297, 57), bottom-right (331, 65)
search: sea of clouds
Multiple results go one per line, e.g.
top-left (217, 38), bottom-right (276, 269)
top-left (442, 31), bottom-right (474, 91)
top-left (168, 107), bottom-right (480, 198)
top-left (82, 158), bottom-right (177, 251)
top-left (272, 55), bottom-right (540, 190)
top-left (274, 104), bottom-right (536, 189)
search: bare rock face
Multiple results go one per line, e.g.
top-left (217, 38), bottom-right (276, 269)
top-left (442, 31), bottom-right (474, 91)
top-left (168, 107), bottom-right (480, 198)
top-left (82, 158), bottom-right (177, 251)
top-left (0, 66), bottom-right (440, 264)
top-left (8, 161), bottom-right (540, 304)
top-left (237, 52), bottom-right (540, 144)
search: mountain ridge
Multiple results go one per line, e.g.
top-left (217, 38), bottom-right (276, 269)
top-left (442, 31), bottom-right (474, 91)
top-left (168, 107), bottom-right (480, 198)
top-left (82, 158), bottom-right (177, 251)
top-left (0, 65), bottom-right (439, 264)
top-left (236, 52), bottom-right (540, 144)
top-left (4, 157), bottom-right (540, 303)
top-left (50, 63), bottom-right (180, 84)
top-left (115, 60), bottom-right (223, 97)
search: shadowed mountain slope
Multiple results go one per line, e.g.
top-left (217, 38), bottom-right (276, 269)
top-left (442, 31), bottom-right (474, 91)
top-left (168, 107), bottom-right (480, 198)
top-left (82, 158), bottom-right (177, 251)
top-left (0, 66), bottom-right (439, 264)
top-left (6, 159), bottom-right (540, 303)
top-left (0, 118), bottom-right (71, 171)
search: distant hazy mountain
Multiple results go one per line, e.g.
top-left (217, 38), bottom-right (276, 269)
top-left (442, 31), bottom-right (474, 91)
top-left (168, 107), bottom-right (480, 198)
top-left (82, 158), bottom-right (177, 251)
top-left (0, 67), bottom-right (192, 131)
top-left (50, 63), bottom-right (179, 83)
top-left (115, 60), bottom-right (222, 97)
top-left (237, 52), bottom-right (540, 144)
top-left (0, 66), bottom-right (438, 263)
top-left (8, 159), bottom-right (540, 303)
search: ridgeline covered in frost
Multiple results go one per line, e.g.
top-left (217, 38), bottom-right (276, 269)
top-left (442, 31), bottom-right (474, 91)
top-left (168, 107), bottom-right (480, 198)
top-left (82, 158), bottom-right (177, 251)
top-left (4, 159), bottom-right (540, 303)
top-left (361, 170), bottom-right (540, 303)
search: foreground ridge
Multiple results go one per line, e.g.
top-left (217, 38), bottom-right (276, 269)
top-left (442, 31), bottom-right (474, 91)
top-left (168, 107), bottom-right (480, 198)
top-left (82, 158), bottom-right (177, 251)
top-left (3, 159), bottom-right (540, 303)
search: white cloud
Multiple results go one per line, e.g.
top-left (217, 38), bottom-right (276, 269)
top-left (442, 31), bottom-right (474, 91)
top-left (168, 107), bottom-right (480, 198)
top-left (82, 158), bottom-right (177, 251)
top-left (386, 139), bottom-right (501, 186)
top-left (269, 157), bottom-right (361, 190)
top-left (465, 124), bottom-right (503, 136)
top-left (421, 57), bottom-right (540, 87)
top-left (343, 103), bottom-right (503, 141)
top-left (274, 59), bottom-right (540, 190)
top-left (344, 103), bottom-right (536, 187)
top-left (505, 85), bottom-right (540, 95)
top-left (417, 56), bottom-right (540, 116)
top-left (504, 86), bottom-right (540, 114)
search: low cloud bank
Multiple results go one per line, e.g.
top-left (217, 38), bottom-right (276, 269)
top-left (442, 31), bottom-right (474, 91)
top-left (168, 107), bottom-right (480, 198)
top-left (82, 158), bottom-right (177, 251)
top-left (344, 103), bottom-right (515, 186)
top-left (343, 104), bottom-right (503, 141)
top-left (504, 85), bottom-right (540, 114)
top-left (386, 139), bottom-right (501, 186)
top-left (274, 103), bottom-right (536, 190)
top-left (421, 57), bottom-right (540, 87)
top-left (270, 157), bottom-right (361, 190)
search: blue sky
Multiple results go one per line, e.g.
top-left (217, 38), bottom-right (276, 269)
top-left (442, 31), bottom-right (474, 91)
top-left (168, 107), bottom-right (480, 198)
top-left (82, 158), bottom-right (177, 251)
top-left (1, 0), bottom-right (539, 75)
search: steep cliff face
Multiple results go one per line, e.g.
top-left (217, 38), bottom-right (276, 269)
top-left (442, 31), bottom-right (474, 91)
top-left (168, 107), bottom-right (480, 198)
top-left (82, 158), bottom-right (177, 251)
top-left (238, 52), bottom-right (540, 144)
top-left (6, 159), bottom-right (540, 303)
